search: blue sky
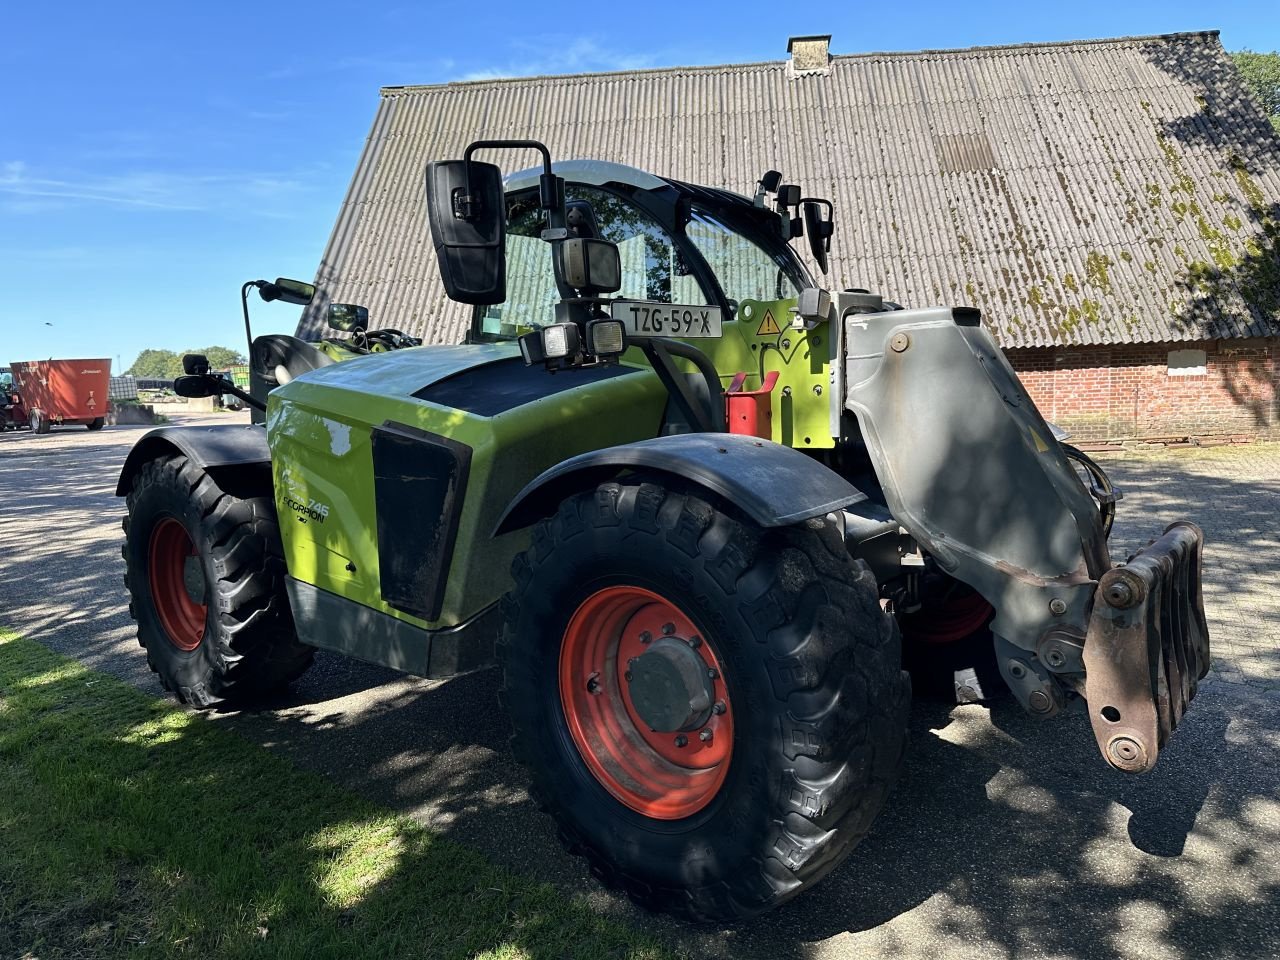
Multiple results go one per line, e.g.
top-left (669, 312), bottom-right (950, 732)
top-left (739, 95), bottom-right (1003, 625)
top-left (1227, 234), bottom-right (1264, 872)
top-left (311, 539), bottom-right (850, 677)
top-left (3, 1), bottom-right (1277, 372)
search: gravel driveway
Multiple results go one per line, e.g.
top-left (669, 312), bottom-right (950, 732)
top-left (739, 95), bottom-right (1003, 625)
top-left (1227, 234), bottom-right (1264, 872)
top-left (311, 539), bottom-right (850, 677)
top-left (1, 416), bottom-right (1277, 960)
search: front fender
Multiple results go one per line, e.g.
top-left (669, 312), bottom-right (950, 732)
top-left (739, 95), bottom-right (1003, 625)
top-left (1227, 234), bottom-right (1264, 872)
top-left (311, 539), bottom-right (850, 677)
top-left (115, 425), bottom-right (270, 496)
top-left (494, 432), bottom-right (864, 535)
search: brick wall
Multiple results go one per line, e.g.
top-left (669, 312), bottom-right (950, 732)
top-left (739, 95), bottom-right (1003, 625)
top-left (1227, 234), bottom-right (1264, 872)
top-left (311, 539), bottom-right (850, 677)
top-left (1007, 338), bottom-right (1280, 440)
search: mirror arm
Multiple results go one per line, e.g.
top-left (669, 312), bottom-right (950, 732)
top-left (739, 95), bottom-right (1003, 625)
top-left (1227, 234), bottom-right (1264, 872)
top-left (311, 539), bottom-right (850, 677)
top-left (219, 379), bottom-right (266, 413)
top-left (240, 281), bottom-right (259, 358)
top-left (459, 138), bottom-right (555, 221)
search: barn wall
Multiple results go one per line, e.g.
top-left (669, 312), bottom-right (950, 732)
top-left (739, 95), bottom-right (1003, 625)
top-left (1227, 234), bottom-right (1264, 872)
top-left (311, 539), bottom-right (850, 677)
top-left (1008, 338), bottom-right (1280, 440)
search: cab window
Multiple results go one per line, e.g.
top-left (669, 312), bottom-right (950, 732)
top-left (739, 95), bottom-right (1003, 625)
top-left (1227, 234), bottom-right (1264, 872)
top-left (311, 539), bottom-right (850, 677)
top-left (478, 187), bottom-right (709, 338)
top-left (683, 206), bottom-right (804, 303)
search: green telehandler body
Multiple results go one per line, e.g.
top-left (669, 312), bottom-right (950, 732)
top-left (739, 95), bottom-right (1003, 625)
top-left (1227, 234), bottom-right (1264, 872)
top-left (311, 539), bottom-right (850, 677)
top-left (117, 141), bottom-right (1210, 921)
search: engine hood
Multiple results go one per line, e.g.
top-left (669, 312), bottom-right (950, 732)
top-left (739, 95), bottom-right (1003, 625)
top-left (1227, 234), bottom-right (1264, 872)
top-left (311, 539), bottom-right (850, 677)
top-left (283, 343), bottom-right (520, 401)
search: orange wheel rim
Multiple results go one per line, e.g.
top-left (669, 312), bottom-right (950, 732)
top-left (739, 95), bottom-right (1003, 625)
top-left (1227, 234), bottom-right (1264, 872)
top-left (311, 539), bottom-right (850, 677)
top-left (148, 517), bottom-right (207, 652)
top-left (559, 585), bottom-right (733, 819)
top-left (904, 589), bottom-right (994, 645)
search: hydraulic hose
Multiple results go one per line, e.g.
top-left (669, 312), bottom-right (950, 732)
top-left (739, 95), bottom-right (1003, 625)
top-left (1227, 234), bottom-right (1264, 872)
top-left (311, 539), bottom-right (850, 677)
top-left (1062, 444), bottom-right (1118, 538)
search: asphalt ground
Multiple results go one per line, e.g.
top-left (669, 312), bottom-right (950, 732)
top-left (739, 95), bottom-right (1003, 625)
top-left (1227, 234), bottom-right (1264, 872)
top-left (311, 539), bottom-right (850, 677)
top-left (1, 414), bottom-right (1277, 960)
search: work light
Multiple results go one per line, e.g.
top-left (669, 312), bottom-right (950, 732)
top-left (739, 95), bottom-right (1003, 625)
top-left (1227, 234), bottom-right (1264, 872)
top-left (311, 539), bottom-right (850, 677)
top-left (540, 322), bottom-right (580, 359)
top-left (586, 319), bottom-right (626, 357)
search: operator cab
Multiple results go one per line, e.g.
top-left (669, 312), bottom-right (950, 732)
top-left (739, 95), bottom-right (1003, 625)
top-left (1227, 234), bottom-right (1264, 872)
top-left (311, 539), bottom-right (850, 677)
top-left (469, 160), bottom-right (815, 343)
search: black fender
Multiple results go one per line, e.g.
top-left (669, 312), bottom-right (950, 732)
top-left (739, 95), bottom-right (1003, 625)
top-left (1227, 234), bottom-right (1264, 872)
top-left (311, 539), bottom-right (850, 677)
top-left (115, 425), bottom-right (271, 496)
top-left (494, 432), bottom-right (865, 535)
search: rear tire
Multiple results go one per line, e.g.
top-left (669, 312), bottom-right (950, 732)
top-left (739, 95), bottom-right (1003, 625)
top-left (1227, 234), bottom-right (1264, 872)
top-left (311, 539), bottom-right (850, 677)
top-left (30, 412), bottom-right (49, 434)
top-left (499, 480), bottom-right (910, 922)
top-left (87, 417), bottom-right (105, 430)
top-left (122, 454), bottom-right (313, 707)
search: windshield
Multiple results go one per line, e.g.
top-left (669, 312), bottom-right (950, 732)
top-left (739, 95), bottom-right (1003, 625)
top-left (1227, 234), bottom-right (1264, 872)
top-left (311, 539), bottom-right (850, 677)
top-left (474, 184), bottom-right (811, 341)
top-left (478, 187), bottom-right (707, 338)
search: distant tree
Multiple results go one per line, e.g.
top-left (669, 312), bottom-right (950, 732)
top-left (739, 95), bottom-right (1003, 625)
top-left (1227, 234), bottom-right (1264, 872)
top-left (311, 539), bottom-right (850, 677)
top-left (125, 346), bottom-right (246, 379)
top-left (185, 346), bottom-right (248, 371)
top-left (1232, 50), bottom-right (1280, 133)
top-left (126, 348), bottom-right (182, 379)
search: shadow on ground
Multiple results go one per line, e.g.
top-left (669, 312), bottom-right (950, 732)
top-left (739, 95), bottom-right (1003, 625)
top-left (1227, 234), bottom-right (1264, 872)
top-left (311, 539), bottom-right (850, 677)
top-left (2, 428), bottom-right (1279, 958)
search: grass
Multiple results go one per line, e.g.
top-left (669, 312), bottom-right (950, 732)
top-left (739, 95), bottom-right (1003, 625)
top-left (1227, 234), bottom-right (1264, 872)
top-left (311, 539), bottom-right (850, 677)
top-left (0, 631), bottom-right (673, 960)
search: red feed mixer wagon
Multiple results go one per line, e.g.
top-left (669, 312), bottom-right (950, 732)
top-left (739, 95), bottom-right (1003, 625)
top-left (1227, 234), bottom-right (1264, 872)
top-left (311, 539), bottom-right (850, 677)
top-left (11, 359), bottom-right (111, 433)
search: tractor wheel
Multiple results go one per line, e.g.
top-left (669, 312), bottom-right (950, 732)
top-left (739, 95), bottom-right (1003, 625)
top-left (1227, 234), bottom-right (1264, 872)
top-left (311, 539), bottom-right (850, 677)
top-left (122, 454), bottom-right (314, 707)
top-left (899, 575), bottom-right (1003, 703)
top-left (499, 480), bottom-right (910, 922)
top-left (87, 417), bottom-right (105, 431)
top-left (30, 412), bottom-right (50, 434)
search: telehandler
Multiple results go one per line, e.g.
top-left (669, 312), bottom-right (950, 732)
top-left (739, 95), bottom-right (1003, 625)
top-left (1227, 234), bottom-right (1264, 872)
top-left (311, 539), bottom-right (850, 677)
top-left (118, 140), bottom-right (1210, 921)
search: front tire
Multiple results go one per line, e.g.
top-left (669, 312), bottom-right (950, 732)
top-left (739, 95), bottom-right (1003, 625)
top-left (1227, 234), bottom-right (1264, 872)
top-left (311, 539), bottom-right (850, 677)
top-left (122, 454), bottom-right (313, 707)
top-left (500, 480), bottom-right (909, 921)
top-left (87, 417), bottom-right (105, 430)
top-left (30, 412), bottom-right (49, 434)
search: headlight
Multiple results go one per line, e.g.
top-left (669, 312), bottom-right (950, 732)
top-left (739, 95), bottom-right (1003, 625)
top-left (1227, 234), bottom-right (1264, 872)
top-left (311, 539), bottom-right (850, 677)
top-left (586, 319), bottom-right (626, 356)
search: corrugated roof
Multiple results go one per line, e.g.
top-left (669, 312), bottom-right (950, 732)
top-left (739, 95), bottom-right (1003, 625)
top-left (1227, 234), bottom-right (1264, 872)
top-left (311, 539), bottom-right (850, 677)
top-left (298, 31), bottom-right (1280, 349)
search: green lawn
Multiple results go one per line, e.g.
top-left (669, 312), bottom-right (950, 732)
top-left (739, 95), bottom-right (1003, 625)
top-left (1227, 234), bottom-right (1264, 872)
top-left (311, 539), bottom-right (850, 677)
top-left (0, 632), bottom-right (672, 960)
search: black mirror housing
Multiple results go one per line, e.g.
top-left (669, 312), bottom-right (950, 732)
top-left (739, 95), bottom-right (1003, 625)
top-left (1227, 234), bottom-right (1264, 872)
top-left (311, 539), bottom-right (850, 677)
top-left (328, 302), bottom-right (370, 332)
top-left (801, 199), bottom-right (834, 274)
top-left (173, 375), bottom-right (220, 399)
top-left (426, 159), bottom-right (506, 304)
top-left (258, 278), bottom-right (316, 305)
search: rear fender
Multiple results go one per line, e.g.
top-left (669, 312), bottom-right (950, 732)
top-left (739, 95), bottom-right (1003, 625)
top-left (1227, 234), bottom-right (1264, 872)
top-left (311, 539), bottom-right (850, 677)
top-left (115, 425), bottom-right (271, 497)
top-left (494, 432), bottom-right (865, 535)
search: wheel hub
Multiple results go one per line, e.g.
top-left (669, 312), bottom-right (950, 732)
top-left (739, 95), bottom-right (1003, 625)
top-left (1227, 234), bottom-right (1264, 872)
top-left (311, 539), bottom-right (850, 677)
top-left (627, 637), bottom-right (714, 732)
top-left (559, 585), bottom-right (734, 819)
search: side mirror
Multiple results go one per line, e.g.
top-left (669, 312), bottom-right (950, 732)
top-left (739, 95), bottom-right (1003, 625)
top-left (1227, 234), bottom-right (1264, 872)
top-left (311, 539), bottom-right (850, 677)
top-left (328, 302), bottom-right (370, 332)
top-left (801, 199), bottom-right (834, 274)
top-left (173, 375), bottom-right (220, 399)
top-left (258, 278), bottom-right (316, 305)
top-left (425, 159), bottom-right (506, 304)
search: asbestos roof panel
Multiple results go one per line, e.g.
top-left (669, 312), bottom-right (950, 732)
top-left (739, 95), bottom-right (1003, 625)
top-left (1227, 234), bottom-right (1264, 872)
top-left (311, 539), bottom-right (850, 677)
top-left (298, 31), bottom-right (1280, 349)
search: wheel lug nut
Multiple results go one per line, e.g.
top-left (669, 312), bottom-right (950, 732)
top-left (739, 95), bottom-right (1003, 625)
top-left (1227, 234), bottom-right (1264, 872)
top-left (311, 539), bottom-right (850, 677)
top-left (639, 631), bottom-right (652, 644)
top-left (687, 634), bottom-right (702, 648)
top-left (674, 734), bottom-right (688, 747)
top-left (699, 729), bottom-right (713, 742)
top-left (712, 701), bottom-right (726, 715)
top-left (586, 673), bottom-right (601, 694)
top-left (707, 668), bottom-right (719, 680)
top-left (662, 622), bottom-right (676, 636)
top-left (624, 671), bottom-right (633, 682)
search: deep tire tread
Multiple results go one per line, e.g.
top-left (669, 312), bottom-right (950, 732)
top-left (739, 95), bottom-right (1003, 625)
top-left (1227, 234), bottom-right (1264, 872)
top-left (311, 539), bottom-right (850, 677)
top-left (123, 455), bottom-right (313, 707)
top-left (499, 480), bottom-right (909, 923)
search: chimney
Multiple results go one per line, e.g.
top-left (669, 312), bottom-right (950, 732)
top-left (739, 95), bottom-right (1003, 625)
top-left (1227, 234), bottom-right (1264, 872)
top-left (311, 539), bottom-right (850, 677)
top-left (787, 34), bottom-right (831, 77)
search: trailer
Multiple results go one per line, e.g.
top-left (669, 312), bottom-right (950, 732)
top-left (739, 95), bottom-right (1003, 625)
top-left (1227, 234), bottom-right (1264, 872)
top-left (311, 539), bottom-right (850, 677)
top-left (11, 359), bottom-right (111, 433)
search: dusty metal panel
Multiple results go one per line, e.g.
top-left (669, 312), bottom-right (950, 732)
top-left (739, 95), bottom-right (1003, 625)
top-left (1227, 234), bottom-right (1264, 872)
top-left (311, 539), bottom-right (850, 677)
top-left (298, 31), bottom-right (1280, 350)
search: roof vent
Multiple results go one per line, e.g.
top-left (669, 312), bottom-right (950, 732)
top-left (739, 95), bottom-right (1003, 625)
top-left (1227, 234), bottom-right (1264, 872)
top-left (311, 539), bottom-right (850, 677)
top-left (787, 34), bottom-right (831, 77)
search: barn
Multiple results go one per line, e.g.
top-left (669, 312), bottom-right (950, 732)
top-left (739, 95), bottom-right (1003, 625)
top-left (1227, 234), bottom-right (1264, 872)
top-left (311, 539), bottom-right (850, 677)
top-left (298, 31), bottom-right (1280, 440)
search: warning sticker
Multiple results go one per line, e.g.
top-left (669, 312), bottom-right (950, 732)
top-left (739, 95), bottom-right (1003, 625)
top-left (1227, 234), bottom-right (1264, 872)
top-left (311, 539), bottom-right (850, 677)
top-left (755, 310), bottom-right (781, 336)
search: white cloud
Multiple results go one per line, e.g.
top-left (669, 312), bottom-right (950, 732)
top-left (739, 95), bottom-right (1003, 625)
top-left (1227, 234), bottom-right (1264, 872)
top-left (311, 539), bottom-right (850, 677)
top-left (0, 161), bottom-right (312, 215)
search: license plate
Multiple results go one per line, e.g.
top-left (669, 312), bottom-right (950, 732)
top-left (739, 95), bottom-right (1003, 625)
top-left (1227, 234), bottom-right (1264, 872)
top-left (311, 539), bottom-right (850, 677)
top-left (612, 301), bottom-right (723, 338)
